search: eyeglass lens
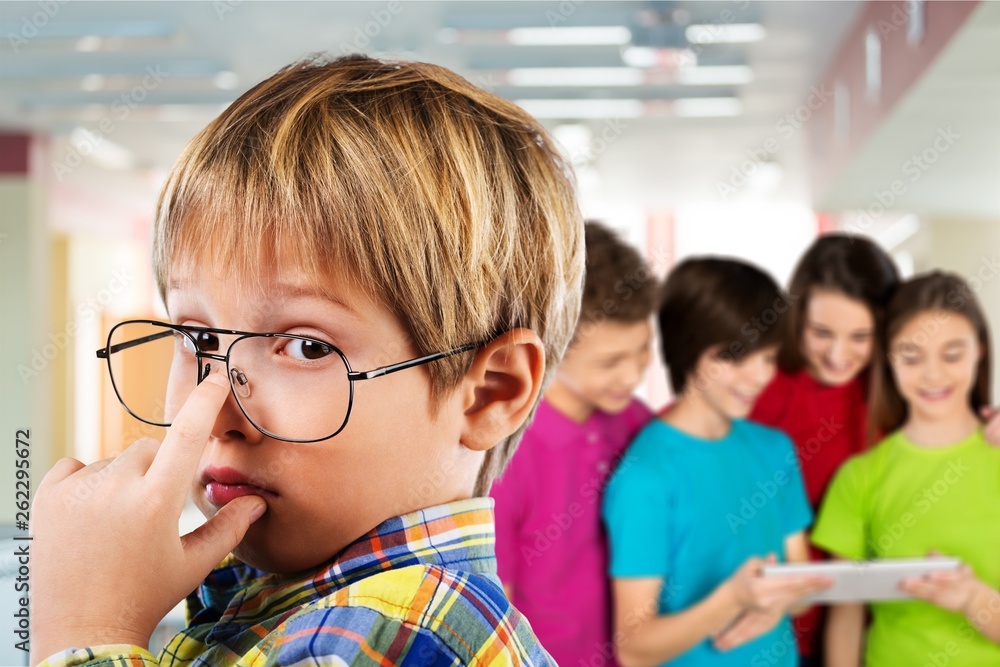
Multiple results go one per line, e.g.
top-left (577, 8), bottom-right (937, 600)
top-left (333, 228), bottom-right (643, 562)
top-left (106, 321), bottom-right (351, 441)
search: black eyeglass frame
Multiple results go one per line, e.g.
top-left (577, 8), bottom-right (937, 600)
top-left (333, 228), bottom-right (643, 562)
top-left (96, 318), bottom-right (483, 443)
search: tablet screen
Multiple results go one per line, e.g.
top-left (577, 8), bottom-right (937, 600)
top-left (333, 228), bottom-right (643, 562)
top-left (762, 557), bottom-right (962, 603)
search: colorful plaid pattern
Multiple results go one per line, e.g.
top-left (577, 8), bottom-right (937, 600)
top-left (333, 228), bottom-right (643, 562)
top-left (40, 499), bottom-right (555, 666)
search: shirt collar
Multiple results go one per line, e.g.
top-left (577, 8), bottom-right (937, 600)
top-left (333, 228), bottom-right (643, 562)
top-left (194, 497), bottom-right (498, 633)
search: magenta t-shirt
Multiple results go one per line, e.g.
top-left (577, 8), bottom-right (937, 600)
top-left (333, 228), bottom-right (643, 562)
top-left (489, 397), bottom-right (652, 666)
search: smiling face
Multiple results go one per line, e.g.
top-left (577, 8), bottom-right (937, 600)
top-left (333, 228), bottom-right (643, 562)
top-left (889, 310), bottom-right (981, 423)
top-left (801, 288), bottom-right (876, 386)
top-left (547, 319), bottom-right (652, 422)
top-left (167, 261), bottom-right (482, 574)
top-left (687, 345), bottom-right (779, 421)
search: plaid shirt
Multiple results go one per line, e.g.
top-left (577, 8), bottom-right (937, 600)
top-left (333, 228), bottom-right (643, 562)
top-left (40, 499), bottom-right (554, 666)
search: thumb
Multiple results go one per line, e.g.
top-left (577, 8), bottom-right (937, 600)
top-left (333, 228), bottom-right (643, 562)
top-left (182, 497), bottom-right (267, 570)
top-left (980, 405), bottom-right (996, 419)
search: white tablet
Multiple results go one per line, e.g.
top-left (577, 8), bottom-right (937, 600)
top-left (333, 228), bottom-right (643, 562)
top-left (762, 557), bottom-right (962, 603)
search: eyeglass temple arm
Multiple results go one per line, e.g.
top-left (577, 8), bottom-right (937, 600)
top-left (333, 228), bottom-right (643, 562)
top-left (96, 329), bottom-right (175, 358)
top-left (348, 343), bottom-right (479, 381)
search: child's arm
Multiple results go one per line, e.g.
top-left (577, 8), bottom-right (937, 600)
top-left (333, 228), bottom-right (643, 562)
top-left (710, 536), bottom-right (832, 651)
top-left (825, 603), bottom-right (865, 667)
top-left (902, 564), bottom-right (1000, 644)
top-left (611, 556), bottom-right (830, 667)
top-left (785, 531), bottom-right (821, 617)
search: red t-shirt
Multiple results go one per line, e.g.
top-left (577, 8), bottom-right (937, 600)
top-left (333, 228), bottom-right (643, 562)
top-left (750, 367), bottom-right (870, 657)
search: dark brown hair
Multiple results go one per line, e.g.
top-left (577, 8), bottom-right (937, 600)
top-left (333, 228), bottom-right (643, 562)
top-left (869, 271), bottom-right (992, 435)
top-left (779, 234), bottom-right (899, 372)
top-left (659, 257), bottom-right (785, 393)
top-left (577, 221), bottom-right (658, 330)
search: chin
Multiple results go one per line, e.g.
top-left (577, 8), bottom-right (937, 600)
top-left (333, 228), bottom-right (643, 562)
top-left (597, 396), bottom-right (634, 415)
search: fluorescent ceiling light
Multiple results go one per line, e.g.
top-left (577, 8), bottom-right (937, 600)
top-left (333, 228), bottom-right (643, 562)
top-left (508, 26), bottom-right (631, 45)
top-left (70, 127), bottom-right (135, 170)
top-left (672, 97), bottom-right (743, 117)
top-left (621, 46), bottom-right (657, 68)
top-left (508, 67), bottom-right (644, 87)
top-left (685, 23), bottom-right (765, 44)
top-left (621, 46), bottom-right (698, 68)
top-left (515, 99), bottom-right (644, 119)
top-left (676, 66), bottom-right (754, 86)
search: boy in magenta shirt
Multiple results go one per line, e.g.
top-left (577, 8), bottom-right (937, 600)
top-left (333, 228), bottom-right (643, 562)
top-left (490, 222), bottom-right (657, 666)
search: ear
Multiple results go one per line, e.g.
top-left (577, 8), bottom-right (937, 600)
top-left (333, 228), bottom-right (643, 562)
top-left (458, 328), bottom-right (545, 452)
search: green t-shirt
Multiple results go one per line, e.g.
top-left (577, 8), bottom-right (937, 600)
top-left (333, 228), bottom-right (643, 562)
top-left (812, 428), bottom-right (1000, 667)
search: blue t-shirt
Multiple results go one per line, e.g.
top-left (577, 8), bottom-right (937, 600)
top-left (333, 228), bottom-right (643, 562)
top-left (602, 418), bottom-right (813, 667)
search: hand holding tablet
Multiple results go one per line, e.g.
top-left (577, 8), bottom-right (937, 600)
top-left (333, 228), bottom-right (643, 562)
top-left (762, 557), bottom-right (963, 603)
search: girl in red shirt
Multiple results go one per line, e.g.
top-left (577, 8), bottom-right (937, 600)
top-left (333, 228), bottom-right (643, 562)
top-left (750, 234), bottom-right (897, 667)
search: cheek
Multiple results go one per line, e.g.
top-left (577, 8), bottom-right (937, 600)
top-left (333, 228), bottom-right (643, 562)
top-left (802, 332), bottom-right (827, 356)
top-left (891, 364), bottom-right (919, 393)
top-left (851, 340), bottom-right (874, 365)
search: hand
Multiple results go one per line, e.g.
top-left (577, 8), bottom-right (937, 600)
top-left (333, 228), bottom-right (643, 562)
top-left (713, 606), bottom-right (784, 651)
top-left (981, 406), bottom-right (1000, 447)
top-left (31, 374), bottom-right (267, 662)
top-left (901, 561), bottom-right (981, 614)
top-left (725, 554), bottom-right (833, 613)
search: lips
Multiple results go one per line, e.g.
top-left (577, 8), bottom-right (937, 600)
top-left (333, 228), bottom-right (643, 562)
top-left (917, 387), bottom-right (954, 402)
top-left (201, 465), bottom-right (276, 507)
top-left (822, 358), bottom-right (855, 375)
top-left (731, 389), bottom-right (757, 406)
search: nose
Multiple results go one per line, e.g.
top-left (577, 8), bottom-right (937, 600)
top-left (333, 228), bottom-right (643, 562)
top-left (921, 355), bottom-right (945, 383)
top-left (203, 364), bottom-right (267, 445)
top-left (828, 339), bottom-right (848, 366)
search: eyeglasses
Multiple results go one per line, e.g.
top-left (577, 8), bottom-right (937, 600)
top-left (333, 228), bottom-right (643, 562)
top-left (96, 319), bottom-right (482, 443)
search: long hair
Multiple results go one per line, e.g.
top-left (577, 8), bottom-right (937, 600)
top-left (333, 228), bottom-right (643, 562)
top-left (780, 234), bottom-right (899, 373)
top-left (869, 271), bottom-right (992, 437)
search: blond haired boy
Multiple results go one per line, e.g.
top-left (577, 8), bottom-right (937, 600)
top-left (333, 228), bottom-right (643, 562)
top-left (32, 54), bottom-right (582, 665)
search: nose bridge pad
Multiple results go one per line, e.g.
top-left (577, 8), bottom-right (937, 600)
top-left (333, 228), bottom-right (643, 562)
top-left (230, 367), bottom-right (251, 399)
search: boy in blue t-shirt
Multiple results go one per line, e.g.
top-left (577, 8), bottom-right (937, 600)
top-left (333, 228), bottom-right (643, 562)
top-left (603, 257), bottom-right (831, 666)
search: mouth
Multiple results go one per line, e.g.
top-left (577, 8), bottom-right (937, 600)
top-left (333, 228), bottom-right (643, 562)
top-left (916, 386), bottom-right (954, 403)
top-left (822, 358), bottom-right (855, 375)
top-left (201, 465), bottom-right (277, 508)
top-left (730, 388), bottom-right (757, 407)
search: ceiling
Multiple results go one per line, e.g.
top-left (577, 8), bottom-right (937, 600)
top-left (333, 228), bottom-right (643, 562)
top-left (0, 1), bottom-right (865, 237)
top-left (820, 0), bottom-right (1000, 220)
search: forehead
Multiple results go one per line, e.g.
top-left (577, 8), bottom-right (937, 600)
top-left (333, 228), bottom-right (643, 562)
top-left (164, 247), bottom-right (380, 324)
top-left (893, 310), bottom-right (976, 348)
top-left (806, 288), bottom-right (873, 328)
top-left (572, 319), bottom-right (652, 355)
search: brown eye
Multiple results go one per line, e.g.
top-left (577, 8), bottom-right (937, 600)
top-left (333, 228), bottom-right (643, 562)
top-left (284, 338), bottom-right (333, 361)
top-left (193, 331), bottom-right (220, 353)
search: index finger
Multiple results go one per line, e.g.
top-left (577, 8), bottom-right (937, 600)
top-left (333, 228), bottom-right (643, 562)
top-left (146, 372), bottom-right (231, 497)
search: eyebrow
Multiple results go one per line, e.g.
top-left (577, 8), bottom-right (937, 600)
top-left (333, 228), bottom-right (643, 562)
top-left (807, 322), bottom-right (873, 335)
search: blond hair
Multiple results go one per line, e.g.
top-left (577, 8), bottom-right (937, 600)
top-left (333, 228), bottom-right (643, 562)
top-left (152, 54), bottom-right (584, 494)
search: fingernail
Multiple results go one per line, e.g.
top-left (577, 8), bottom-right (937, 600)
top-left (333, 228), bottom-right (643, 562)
top-left (250, 501), bottom-right (267, 521)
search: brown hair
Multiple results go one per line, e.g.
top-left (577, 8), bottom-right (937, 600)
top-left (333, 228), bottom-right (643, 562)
top-left (780, 234), bottom-right (899, 372)
top-left (658, 257), bottom-right (785, 393)
top-left (577, 221), bottom-right (658, 331)
top-left (151, 54), bottom-right (584, 494)
top-left (869, 271), bottom-right (992, 435)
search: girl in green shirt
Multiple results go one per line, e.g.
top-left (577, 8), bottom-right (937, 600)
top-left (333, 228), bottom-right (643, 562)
top-left (812, 271), bottom-right (1000, 667)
